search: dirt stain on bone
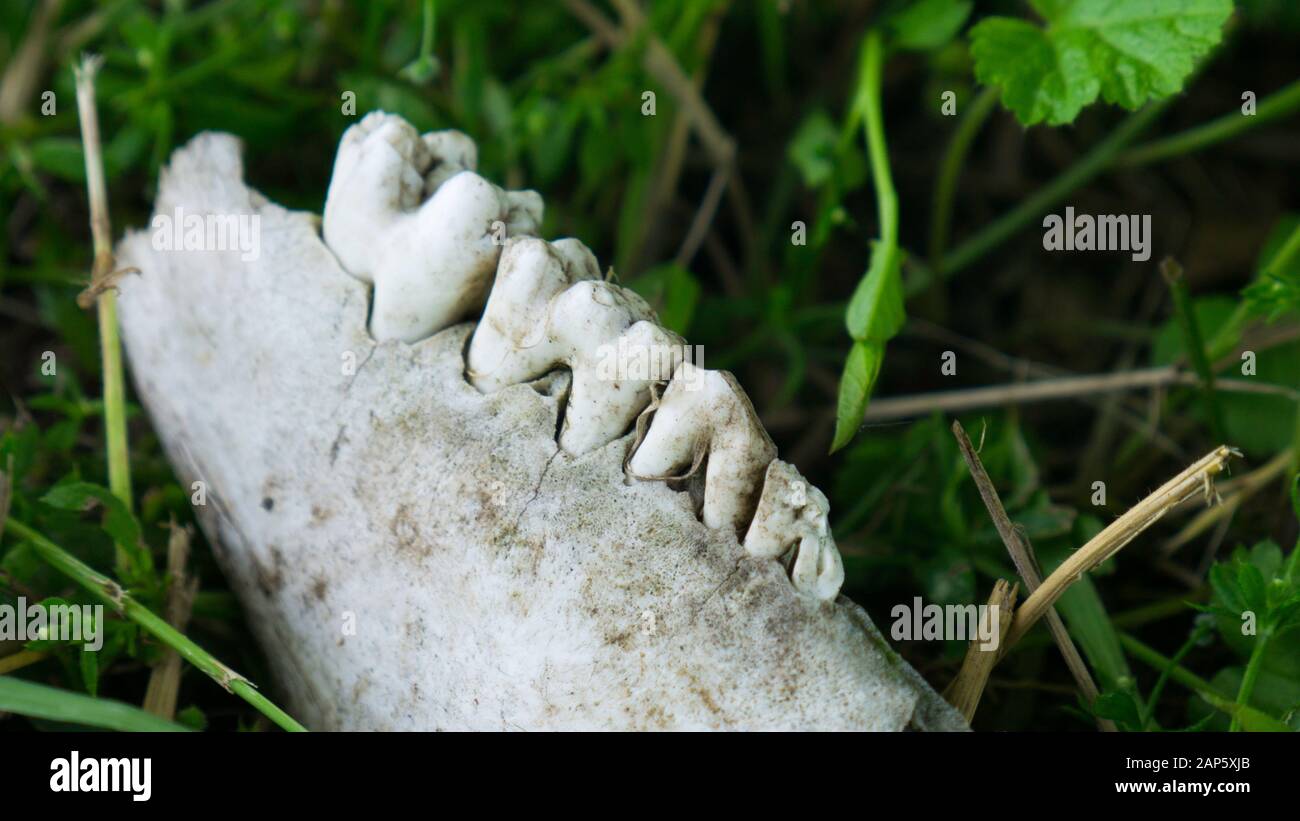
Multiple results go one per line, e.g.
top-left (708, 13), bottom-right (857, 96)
top-left (389, 503), bottom-right (428, 558)
top-left (253, 544), bottom-right (286, 597)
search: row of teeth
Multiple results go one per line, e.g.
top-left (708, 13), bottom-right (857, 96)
top-left (322, 112), bottom-right (843, 602)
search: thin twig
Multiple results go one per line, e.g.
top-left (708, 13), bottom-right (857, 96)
top-left (951, 421), bottom-right (1114, 731)
top-left (906, 318), bottom-right (1184, 457)
top-left (1004, 446), bottom-right (1239, 649)
top-left (863, 366), bottom-right (1298, 422)
top-left (604, 0), bottom-right (736, 168)
top-left (674, 166), bottom-right (729, 268)
top-left (0, 0), bottom-right (62, 125)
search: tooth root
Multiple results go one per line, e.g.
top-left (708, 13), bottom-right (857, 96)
top-left (744, 460), bottom-right (844, 601)
top-left (467, 238), bottom-right (684, 456)
top-left (791, 533), bottom-right (844, 601)
top-left (628, 363), bottom-right (776, 533)
top-left (323, 112), bottom-right (542, 343)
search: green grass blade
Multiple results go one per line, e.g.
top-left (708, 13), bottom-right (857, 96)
top-left (0, 676), bottom-right (190, 732)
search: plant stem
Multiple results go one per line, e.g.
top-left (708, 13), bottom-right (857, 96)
top-left (918, 100), bottom-right (1170, 292)
top-left (74, 56), bottom-right (132, 513)
top-left (1161, 258), bottom-right (1226, 441)
top-left (860, 30), bottom-right (897, 261)
top-left (1230, 624), bottom-right (1273, 732)
top-left (0, 649), bottom-right (47, 675)
top-left (929, 86), bottom-right (997, 266)
top-left (1140, 623), bottom-right (1208, 730)
top-left (419, 0), bottom-right (435, 60)
top-left (1118, 77), bottom-right (1300, 167)
top-left (1118, 631), bottom-right (1238, 720)
top-left (4, 517), bottom-right (308, 732)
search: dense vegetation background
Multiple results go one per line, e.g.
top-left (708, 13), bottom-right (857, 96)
top-left (1, 0), bottom-right (1298, 731)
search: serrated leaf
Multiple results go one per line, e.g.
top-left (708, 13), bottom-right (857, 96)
top-left (971, 0), bottom-right (1232, 126)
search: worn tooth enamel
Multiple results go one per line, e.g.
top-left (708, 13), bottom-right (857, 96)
top-left (466, 237), bottom-right (683, 455)
top-left (420, 129), bottom-right (477, 192)
top-left (743, 460), bottom-right (845, 601)
top-left (323, 111), bottom-right (542, 343)
top-left (627, 362), bottom-right (777, 533)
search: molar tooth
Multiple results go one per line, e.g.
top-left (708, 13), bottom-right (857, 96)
top-left (466, 237), bottom-right (683, 455)
top-left (420, 129), bottom-right (478, 192)
top-left (564, 317), bottom-right (683, 454)
top-left (627, 363), bottom-right (776, 533)
top-left (744, 460), bottom-right (844, 601)
top-left (466, 238), bottom-right (587, 390)
top-left (323, 112), bottom-right (542, 343)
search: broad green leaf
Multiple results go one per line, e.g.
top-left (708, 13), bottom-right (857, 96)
top-left (886, 0), bottom-right (973, 51)
top-left (28, 138), bottom-right (86, 182)
top-left (846, 241), bottom-right (905, 342)
top-left (971, 0), bottom-right (1232, 126)
top-left (833, 240), bottom-right (904, 453)
top-left (40, 481), bottom-right (154, 587)
top-left (831, 341), bottom-right (883, 452)
top-left (0, 676), bottom-right (190, 732)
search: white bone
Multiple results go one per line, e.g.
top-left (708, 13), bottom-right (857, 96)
top-left (627, 362), bottom-right (777, 533)
top-left (112, 126), bottom-right (967, 731)
top-left (323, 111), bottom-right (542, 343)
top-left (467, 237), bottom-right (685, 455)
top-left (744, 460), bottom-right (845, 601)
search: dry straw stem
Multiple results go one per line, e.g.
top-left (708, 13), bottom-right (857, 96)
top-left (1004, 445), bottom-right (1240, 650)
top-left (864, 367), bottom-right (1298, 422)
top-left (943, 579), bottom-right (1017, 723)
top-left (1162, 449), bottom-right (1291, 556)
top-left (73, 54), bottom-right (133, 511)
top-left (143, 521), bottom-right (199, 720)
top-left (950, 421), bottom-right (1114, 731)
